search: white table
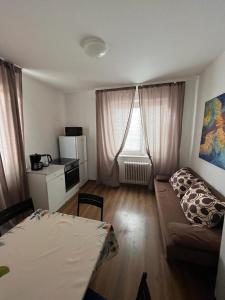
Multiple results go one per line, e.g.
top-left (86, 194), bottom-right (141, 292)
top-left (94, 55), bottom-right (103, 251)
top-left (0, 211), bottom-right (118, 300)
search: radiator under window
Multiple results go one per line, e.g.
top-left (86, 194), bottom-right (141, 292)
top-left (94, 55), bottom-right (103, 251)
top-left (119, 159), bottom-right (151, 185)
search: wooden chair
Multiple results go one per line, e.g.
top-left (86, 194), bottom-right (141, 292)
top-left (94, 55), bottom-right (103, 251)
top-left (0, 198), bottom-right (34, 236)
top-left (77, 193), bottom-right (104, 221)
top-left (136, 272), bottom-right (151, 300)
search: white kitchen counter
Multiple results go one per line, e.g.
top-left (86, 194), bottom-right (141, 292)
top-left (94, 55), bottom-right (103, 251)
top-left (27, 164), bottom-right (64, 176)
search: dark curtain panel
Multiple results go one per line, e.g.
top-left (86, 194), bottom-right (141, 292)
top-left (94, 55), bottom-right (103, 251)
top-left (0, 60), bottom-right (28, 210)
top-left (96, 87), bottom-right (136, 187)
top-left (138, 82), bottom-right (185, 186)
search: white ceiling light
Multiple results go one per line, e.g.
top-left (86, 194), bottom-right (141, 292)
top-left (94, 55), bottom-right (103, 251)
top-left (80, 37), bottom-right (108, 58)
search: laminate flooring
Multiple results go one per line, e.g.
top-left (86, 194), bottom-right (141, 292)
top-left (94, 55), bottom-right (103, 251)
top-left (60, 181), bottom-right (216, 300)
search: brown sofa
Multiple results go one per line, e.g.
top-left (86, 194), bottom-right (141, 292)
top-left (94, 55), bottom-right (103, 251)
top-left (154, 168), bottom-right (224, 267)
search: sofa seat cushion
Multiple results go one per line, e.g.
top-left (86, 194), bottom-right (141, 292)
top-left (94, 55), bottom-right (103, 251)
top-left (155, 174), bottom-right (170, 182)
top-left (181, 182), bottom-right (225, 228)
top-left (169, 168), bottom-right (200, 199)
top-left (168, 222), bottom-right (221, 253)
top-left (154, 180), bottom-right (189, 251)
top-left (155, 180), bottom-right (188, 224)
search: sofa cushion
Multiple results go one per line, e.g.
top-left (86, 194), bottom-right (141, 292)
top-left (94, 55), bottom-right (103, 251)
top-left (181, 182), bottom-right (225, 228)
top-left (155, 174), bottom-right (170, 182)
top-left (169, 168), bottom-right (200, 199)
top-left (168, 222), bottom-right (221, 253)
top-left (155, 181), bottom-right (188, 224)
top-left (154, 179), bottom-right (189, 252)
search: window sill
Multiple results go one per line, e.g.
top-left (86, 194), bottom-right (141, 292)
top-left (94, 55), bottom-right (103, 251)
top-left (119, 154), bottom-right (149, 158)
top-left (118, 155), bottom-right (152, 166)
top-left (118, 154), bottom-right (151, 165)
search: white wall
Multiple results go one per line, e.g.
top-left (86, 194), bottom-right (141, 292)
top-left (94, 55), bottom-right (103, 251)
top-left (180, 77), bottom-right (199, 167)
top-left (186, 52), bottom-right (225, 196)
top-left (64, 91), bottom-right (96, 180)
top-left (23, 74), bottom-right (65, 166)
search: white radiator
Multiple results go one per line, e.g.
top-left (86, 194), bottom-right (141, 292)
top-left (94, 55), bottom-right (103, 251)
top-left (121, 161), bottom-right (151, 185)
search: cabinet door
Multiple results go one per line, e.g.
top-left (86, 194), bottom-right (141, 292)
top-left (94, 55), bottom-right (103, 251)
top-left (79, 161), bottom-right (88, 187)
top-left (47, 174), bottom-right (66, 212)
top-left (76, 136), bottom-right (87, 163)
top-left (59, 136), bottom-right (76, 159)
top-left (28, 174), bottom-right (49, 210)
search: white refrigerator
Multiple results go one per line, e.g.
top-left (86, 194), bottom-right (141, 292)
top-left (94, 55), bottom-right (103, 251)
top-left (59, 136), bottom-right (88, 187)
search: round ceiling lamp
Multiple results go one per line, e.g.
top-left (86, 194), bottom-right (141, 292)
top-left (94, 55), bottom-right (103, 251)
top-left (80, 37), bottom-right (108, 58)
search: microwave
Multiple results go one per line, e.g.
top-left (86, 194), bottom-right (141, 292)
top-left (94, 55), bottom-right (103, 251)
top-left (65, 127), bottom-right (83, 136)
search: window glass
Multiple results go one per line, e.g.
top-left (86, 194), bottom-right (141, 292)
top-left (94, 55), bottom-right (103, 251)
top-left (122, 98), bottom-right (146, 155)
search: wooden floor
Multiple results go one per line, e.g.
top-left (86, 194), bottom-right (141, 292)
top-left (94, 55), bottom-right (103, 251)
top-left (60, 181), bottom-right (217, 300)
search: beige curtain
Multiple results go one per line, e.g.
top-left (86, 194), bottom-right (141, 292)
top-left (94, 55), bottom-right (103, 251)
top-left (96, 87), bottom-right (136, 186)
top-left (138, 82), bottom-right (185, 181)
top-left (0, 60), bottom-right (28, 210)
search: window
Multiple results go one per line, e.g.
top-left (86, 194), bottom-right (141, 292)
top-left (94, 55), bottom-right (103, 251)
top-left (122, 96), bottom-right (146, 156)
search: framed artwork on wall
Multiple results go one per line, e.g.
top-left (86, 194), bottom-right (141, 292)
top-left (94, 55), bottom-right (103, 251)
top-left (199, 93), bottom-right (225, 170)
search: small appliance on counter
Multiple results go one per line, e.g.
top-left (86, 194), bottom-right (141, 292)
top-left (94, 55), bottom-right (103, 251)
top-left (40, 154), bottom-right (52, 167)
top-left (30, 153), bottom-right (52, 170)
top-left (65, 127), bottom-right (83, 136)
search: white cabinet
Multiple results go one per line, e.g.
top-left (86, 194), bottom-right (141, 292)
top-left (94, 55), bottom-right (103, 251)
top-left (76, 136), bottom-right (87, 162)
top-left (59, 136), bottom-right (87, 162)
top-left (79, 161), bottom-right (88, 187)
top-left (59, 135), bottom-right (88, 187)
top-left (47, 173), bottom-right (65, 212)
top-left (59, 136), bottom-right (76, 159)
top-left (27, 165), bottom-right (67, 213)
top-left (28, 164), bottom-right (81, 213)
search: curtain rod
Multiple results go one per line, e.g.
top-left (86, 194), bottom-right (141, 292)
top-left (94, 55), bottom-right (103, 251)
top-left (0, 57), bottom-right (22, 70)
top-left (139, 81), bottom-right (185, 89)
top-left (95, 80), bottom-right (185, 92)
top-left (96, 86), bottom-right (136, 93)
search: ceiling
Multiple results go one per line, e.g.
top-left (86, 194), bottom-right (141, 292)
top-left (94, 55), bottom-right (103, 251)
top-left (0, 0), bottom-right (225, 92)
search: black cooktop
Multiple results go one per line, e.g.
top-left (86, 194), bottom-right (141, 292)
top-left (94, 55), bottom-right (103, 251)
top-left (51, 158), bottom-right (79, 165)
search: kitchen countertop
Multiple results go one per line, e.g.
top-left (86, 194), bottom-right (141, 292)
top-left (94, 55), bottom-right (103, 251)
top-left (27, 164), bottom-right (64, 176)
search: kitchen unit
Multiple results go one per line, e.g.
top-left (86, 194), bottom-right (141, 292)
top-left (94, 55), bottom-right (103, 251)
top-left (59, 135), bottom-right (88, 187)
top-left (27, 163), bottom-right (79, 213)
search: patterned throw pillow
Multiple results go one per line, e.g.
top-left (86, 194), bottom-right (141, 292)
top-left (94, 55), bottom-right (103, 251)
top-left (169, 168), bottom-right (199, 199)
top-left (181, 182), bottom-right (225, 228)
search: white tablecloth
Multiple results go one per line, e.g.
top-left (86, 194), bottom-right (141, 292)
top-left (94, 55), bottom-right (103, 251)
top-left (0, 212), bottom-right (118, 300)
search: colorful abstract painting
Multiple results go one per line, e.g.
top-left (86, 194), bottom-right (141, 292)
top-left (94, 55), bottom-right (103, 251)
top-left (199, 93), bottom-right (225, 170)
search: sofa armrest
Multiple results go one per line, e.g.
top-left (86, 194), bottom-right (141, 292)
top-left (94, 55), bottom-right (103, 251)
top-left (155, 174), bottom-right (170, 182)
top-left (168, 222), bottom-right (221, 253)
